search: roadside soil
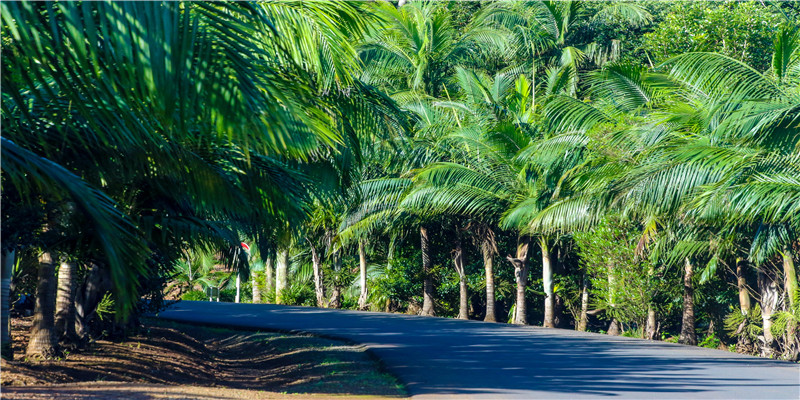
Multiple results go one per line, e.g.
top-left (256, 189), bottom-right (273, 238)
top-left (1, 316), bottom-right (406, 399)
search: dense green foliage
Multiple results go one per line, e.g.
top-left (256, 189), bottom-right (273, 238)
top-left (2, 0), bottom-right (799, 362)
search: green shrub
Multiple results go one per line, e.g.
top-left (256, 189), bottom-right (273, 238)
top-left (182, 290), bottom-right (207, 301)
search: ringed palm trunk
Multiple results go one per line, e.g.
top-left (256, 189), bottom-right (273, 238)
top-left (758, 266), bottom-right (780, 357)
top-left (541, 238), bottom-right (555, 328)
top-left (54, 261), bottom-right (77, 342)
top-left (678, 258), bottom-right (697, 346)
top-left (607, 258), bottom-right (620, 336)
top-left (784, 246), bottom-right (797, 310)
top-left (420, 227), bottom-right (435, 317)
top-left (27, 250), bottom-right (59, 358)
top-left (736, 258), bottom-right (752, 315)
top-left (252, 270), bottom-right (261, 304)
top-left (452, 237), bottom-right (468, 320)
top-left (311, 242), bottom-right (325, 308)
top-left (265, 257), bottom-right (274, 303)
top-left (577, 272), bottom-right (589, 332)
top-left (508, 236), bottom-right (530, 325)
top-left (645, 264), bottom-right (658, 340)
top-left (2, 250), bottom-right (15, 359)
top-left (358, 240), bottom-right (368, 310)
top-left (329, 254), bottom-right (342, 309)
top-left (275, 250), bottom-right (288, 305)
top-left (782, 246), bottom-right (799, 360)
top-left (482, 233), bottom-right (496, 322)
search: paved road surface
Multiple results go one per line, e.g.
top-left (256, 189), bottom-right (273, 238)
top-left (158, 301), bottom-right (800, 399)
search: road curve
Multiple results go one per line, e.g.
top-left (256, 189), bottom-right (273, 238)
top-left (158, 301), bottom-right (799, 399)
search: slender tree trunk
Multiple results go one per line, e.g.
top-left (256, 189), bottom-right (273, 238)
top-left (736, 258), bottom-right (751, 314)
top-left (275, 250), bottom-right (288, 305)
top-left (265, 257), bottom-right (274, 303)
top-left (784, 246), bottom-right (797, 309)
top-left (607, 319), bottom-right (621, 336)
top-left (508, 236), bottom-right (530, 325)
top-left (645, 264), bottom-right (658, 340)
top-left (482, 234), bottom-right (496, 322)
top-left (541, 238), bottom-right (555, 328)
top-left (452, 238), bottom-right (468, 320)
top-left (758, 266), bottom-right (780, 357)
top-left (74, 263), bottom-right (111, 339)
top-left (2, 250), bottom-right (15, 359)
top-left (311, 242), bottom-right (325, 308)
top-left (420, 227), bottom-right (436, 316)
top-left (27, 250), bottom-right (59, 358)
top-left (782, 245), bottom-right (799, 361)
top-left (679, 258), bottom-right (697, 346)
top-left (329, 254), bottom-right (342, 309)
top-left (54, 261), bottom-right (77, 342)
top-left (252, 269), bottom-right (261, 304)
top-left (577, 272), bottom-right (589, 332)
top-left (358, 240), bottom-right (368, 310)
top-left (235, 273), bottom-right (241, 303)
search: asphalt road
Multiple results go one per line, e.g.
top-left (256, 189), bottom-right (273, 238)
top-left (158, 301), bottom-right (800, 399)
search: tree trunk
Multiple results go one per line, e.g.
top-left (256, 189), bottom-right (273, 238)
top-left (311, 242), bottom-right (325, 308)
top-left (758, 266), bottom-right (780, 357)
top-left (252, 269), bottom-right (261, 304)
top-left (358, 240), bottom-right (368, 310)
top-left (75, 263), bottom-right (112, 339)
top-left (26, 250), bottom-right (59, 358)
top-left (2, 250), bottom-right (16, 359)
top-left (736, 258), bottom-right (752, 314)
top-left (541, 238), bottom-right (555, 328)
top-left (645, 308), bottom-right (658, 340)
top-left (482, 234), bottom-right (496, 322)
top-left (265, 257), bottom-right (274, 303)
top-left (420, 227), bottom-right (436, 316)
top-left (679, 258), bottom-right (697, 346)
top-left (508, 236), bottom-right (530, 325)
top-left (784, 246), bottom-right (797, 309)
top-left (329, 254), bottom-right (342, 309)
top-left (607, 319), bottom-right (621, 336)
top-left (54, 261), bottom-right (77, 342)
top-left (577, 272), bottom-right (589, 332)
top-left (275, 250), bottom-right (288, 305)
top-left (452, 238), bottom-right (468, 320)
top-left (645, 264), bottom-right (658, 340)
top-left (235, 273), bottom-right (241, 303)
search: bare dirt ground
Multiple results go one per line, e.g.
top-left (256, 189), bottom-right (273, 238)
top-left (1, 317), bottom-right (407, 399)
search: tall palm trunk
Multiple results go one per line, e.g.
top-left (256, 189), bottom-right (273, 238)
top-left (358, 240), bottom-right (368, 310)
top-left (54, 261), bottom-right (77, 342)
top-left (482, 233), bottom-right (496, 322)
top-left (265, 257), bottom-right (274, 303)
top-left (252, 269), bottom-right (261, 304)
top-left (784, 246), bottom-right (797, 309)
top-left (577, 272), bottom-right (589, 332)
top-left (736, 258), bottom-right (751, 314)
top-left (27, 250), bottom-right (59, 358)
top-left (508, 236), bottom-right (530, 325)
top-left (782, 245), bottom-right (799, 360)
top-left (645, 264), bottom-right (658, 340)
top-left (329, 254), bottom-right (342, 309)
top-left (758, 266), bottom-right (780, 357)
top-left (311, 242), bottom-right (325, 308)
top-left (75, 263), bottom-right (111, 339)
top-left (420, 227), bottom-right (435, 316)
top-left (541, 238), bottom-right (555, 328)
top-left (275, 250), bottom-right (288, 305)
top-left (2, 250), bottom-right (15, 359)
top-left (452, 236), bottom-right (468, 320)
top-left (679, 258), bottom-right (697, 346)
top-left (235, 273), bottom-right (241, 303)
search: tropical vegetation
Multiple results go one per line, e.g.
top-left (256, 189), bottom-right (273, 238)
top-left (2, 0), bottom-right (798, 363)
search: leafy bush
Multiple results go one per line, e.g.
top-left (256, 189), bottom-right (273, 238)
top-left (181, 290), bottom-right (208, 301)
top-left (699, 334), bottom-right (721, 349)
